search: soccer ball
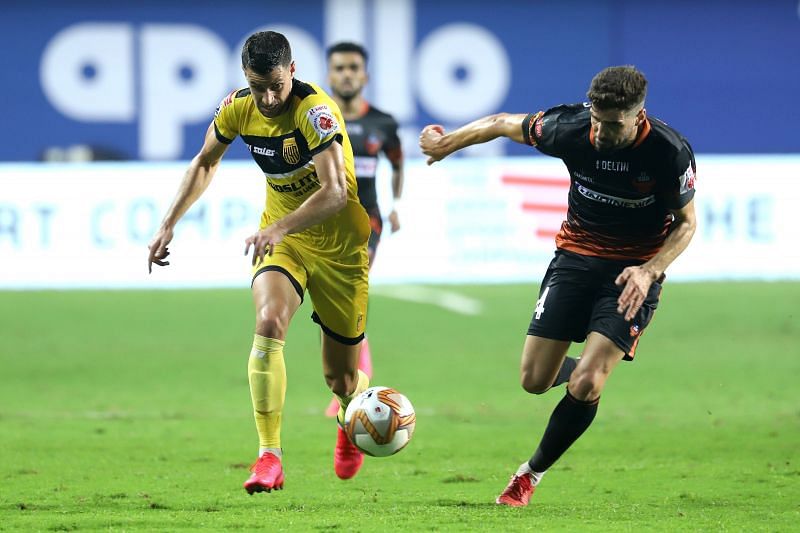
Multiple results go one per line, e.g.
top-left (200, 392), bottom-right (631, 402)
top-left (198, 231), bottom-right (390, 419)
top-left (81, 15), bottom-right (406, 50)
top-left (344, 386), bottom-right (416, 457)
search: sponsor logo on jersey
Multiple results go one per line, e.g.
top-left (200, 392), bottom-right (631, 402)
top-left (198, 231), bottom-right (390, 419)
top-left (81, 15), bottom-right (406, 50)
top-left (596, 160), bottom-right (631, 172)
top-left (576, 183), bottom-right (655, 208)
top-left (307, 104), bottom-right (329, 116)
top-left (282, 137), bottom-right (301, 165)
top-left (249, 144), bottom-right (275, 156)
top-left (267, 172), bottom-right (319, 195)
top-left (306, 104), bottom-right (340, 139)
top-left (679, 164), bottom-right (696, 194)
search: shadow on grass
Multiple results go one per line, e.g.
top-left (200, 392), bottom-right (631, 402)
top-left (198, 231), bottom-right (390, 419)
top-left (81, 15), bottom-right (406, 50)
top-left (434, 499), bottom-right (498, 509)
top-left (441, 474), bottom-right (480, 484)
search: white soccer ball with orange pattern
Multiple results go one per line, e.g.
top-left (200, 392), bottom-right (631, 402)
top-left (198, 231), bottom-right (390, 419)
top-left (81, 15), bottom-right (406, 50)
top-left (344, 386), bottom-right (416, 457)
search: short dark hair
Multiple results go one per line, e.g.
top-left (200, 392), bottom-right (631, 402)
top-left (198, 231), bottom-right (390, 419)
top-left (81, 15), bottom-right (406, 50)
top-left (326, 41), bottom-right (369, 66)
top-left (241, 31), bottom-right (292, 74)
top-left (587, 66), bottom-right (647, 111)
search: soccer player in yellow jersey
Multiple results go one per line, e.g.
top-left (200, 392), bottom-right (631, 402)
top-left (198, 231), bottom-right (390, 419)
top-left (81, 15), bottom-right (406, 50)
top-left (147, 31), bottom-right (372, 492)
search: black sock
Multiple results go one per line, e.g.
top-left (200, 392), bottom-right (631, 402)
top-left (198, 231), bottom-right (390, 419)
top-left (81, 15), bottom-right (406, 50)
top-left (528, 389), bottom-right (599, 472)
top-left (551, 356), bottom-right (578, 387)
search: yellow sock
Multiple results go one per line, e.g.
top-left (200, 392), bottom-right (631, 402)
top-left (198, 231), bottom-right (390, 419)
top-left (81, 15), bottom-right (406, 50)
top-left (248, 335), bottom-right (286, 450)
top-left (335, 369), bottom-right (370, 425)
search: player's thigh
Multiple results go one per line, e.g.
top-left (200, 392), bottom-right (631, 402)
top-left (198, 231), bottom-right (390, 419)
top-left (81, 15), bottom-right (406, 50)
top-left (568, 331), bottom-right (626, 400)
top-left (527, 254), bottom-right (596, 343)
top-left (251, 242), bottom-right (307, 335)
top-left (307, 246), bottom-right (369, 345)
top-left (313, 247), bottom-right (368, 392)
top-left (589, 277), bottom-right (662, 361)
top-left (520, 335), bottom-right (572, 392)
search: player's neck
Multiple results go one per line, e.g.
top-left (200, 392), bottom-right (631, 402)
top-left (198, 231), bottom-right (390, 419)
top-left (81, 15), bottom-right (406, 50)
top-left (336, 95), bottom-right (368, 121)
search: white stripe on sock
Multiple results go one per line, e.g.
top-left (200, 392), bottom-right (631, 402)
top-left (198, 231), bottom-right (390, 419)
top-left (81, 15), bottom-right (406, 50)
top-left (259, 447), bottom-right (282, 458)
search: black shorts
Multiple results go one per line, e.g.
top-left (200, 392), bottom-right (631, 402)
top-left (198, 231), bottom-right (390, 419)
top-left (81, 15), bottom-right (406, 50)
top-left (527, 249), bottom-right (662, 360)
top-left (365, 206), bottom-right (383, 253)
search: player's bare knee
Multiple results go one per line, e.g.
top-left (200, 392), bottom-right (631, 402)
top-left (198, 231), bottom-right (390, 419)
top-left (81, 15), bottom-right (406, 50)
top-left (520, 372), bottom-right (551, 395)
top-left (255, 307), bottom-right (290, 338)
top-left (568, 370), bottom-right (603, 401)
top-left (521, 381), bottom-right (551, 395)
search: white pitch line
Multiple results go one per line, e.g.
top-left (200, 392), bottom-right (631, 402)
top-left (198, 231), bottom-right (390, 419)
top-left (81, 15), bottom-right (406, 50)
top-left (371, 285), bottom-right (483, 315)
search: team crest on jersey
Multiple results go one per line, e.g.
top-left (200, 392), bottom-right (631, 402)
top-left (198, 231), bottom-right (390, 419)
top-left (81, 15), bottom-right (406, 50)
top-left (365, 133), bottom-right (382, 155)
top-left (306, 104), bottom-right (340, 139)
top-left (631, 172), bottom-right (656, 193)
top-left (629, 324), bottom-right (640, 337)
top-left (282, 137), bottom-right (301, 165)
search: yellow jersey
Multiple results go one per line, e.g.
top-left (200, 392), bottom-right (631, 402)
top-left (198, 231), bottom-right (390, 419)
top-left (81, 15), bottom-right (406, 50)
top-left (213, 79), bottom-right (369, 252)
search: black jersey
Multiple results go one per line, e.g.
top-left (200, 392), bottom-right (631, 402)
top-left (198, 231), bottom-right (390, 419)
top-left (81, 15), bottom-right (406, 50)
top-left (345, 102), bottom-right (402, 209)
top-left (522, 103), bottom-right (696, 261)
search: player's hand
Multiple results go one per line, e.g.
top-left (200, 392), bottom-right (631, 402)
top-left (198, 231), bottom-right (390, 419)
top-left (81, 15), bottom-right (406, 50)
top-left (244, 224), bottom-right (287, 266)
top-left (388, 209), bottom-right (400, 233)
top-left (615, 266), bottom-right (657, 321)
top-left (147, 227), bottom-right (174, 273)
top-left (419, 124), bottom-right (447, 165)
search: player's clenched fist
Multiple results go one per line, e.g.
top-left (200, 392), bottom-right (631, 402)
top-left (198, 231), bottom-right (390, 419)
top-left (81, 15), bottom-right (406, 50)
top-left (419, 124), bottom-right (447, 165)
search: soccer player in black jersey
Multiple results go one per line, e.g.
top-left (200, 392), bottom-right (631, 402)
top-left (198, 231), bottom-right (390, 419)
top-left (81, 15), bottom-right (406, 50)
top-left (420, 66), bottom-right (697, 507)
top-left (322, 42), bottom-right (405, 416)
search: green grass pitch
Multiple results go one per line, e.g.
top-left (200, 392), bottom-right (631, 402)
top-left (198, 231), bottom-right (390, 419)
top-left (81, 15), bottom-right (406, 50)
top-left (1, 283), bottom-right (798, 531)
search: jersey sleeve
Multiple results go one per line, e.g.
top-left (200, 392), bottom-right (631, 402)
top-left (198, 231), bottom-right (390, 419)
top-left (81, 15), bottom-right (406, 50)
top-left (521, 107), bottom-right (562, 157)
top-left (213, 89), bottom-right (241, 144)
top-left (381, 116), bottom-right (403, 167)
top-left (662, 144), bottom-right (697, 209)
top-left (295, 95), bottom-right (343, 154)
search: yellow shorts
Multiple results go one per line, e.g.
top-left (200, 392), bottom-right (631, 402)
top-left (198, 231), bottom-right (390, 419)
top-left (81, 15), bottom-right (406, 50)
top-left (252, 236), bottom-right (369, 344)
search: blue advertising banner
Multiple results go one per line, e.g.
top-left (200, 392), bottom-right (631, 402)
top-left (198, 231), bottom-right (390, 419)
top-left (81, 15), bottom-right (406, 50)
top-left (1, 0), bottom-right (799, 161)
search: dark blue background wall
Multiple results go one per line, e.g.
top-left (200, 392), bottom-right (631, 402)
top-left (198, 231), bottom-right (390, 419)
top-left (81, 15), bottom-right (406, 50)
top-left (1, 0), bottom-right (798, 160)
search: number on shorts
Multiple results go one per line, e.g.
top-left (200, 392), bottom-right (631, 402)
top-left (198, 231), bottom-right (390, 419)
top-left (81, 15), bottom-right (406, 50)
top-left (534, 286), bottom-right (550, 320)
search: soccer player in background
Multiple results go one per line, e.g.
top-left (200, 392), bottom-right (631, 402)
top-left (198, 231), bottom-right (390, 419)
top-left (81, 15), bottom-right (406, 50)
top-left (147, 31), bottom-right (371, 492)
top-left (322, 41), bottom-right (405, 417)
top-left (419, 66), bottom-right (697, 506)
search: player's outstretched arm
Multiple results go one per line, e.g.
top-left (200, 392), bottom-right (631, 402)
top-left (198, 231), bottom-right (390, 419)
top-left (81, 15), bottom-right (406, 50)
top-left (148, 122), bottom-right (229, 273)
top-left (244, 142), bottom-right (348, 265)
top-left (616, 198), bottom-right (697, 320)
top-left (419, 113), bottom-right (528, 165)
